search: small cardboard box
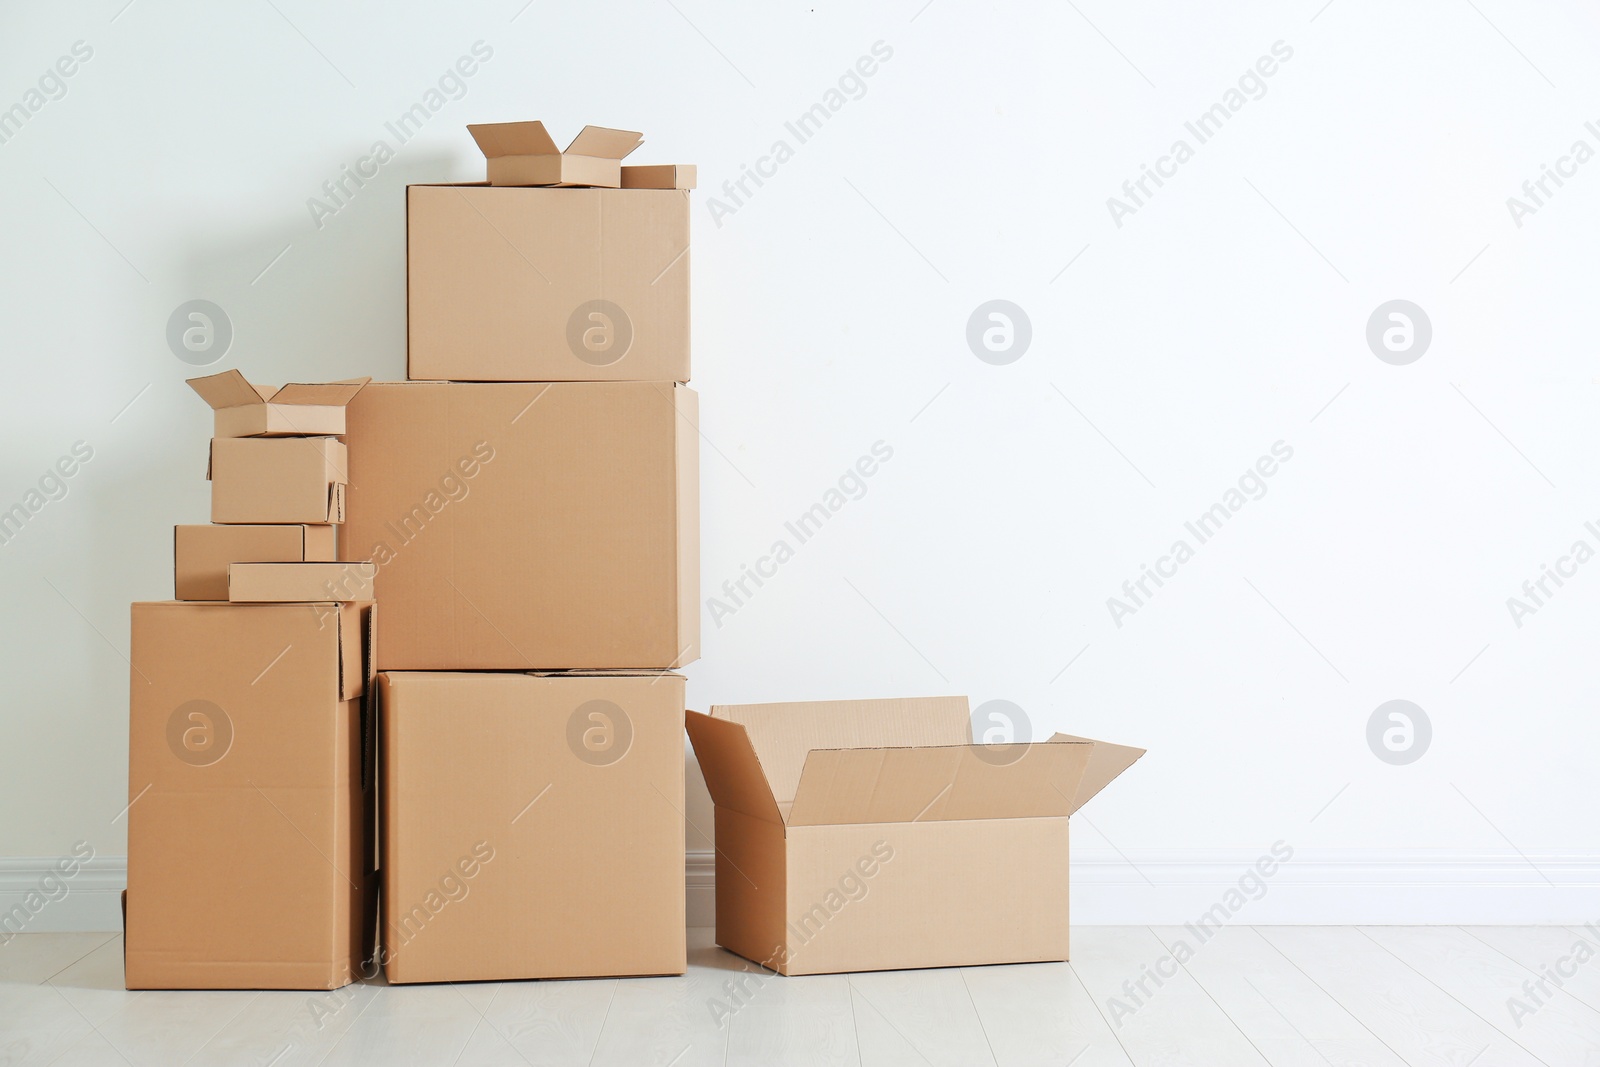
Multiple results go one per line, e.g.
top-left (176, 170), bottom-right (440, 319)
top-left (175, 524), bottom-right (338, 601)
top-left (125, 600), bottom-right (376, 989)
top-left (188, 370), bottom-right (368, 438)
top-left (685, 696), bottom-right (1144, 976)
top-left (620, 164), bottom-right (697, 191)
top-left (379, 670), bottom-right (686, 983)
top-left (467, 121), bottom-right (642, 188)
top-left (209, 437), bottom-right (348, 524)
top-left (406, 185), bottom-right (690, 382)
top-left (228, 562), bottom-right (376, 603)
top-left (343, 382), bottom-right (698, 670)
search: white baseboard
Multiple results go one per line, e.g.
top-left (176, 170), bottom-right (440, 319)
top-left (5, 849), bottom-right (1597, 934)
top-left (0, 855), bottom-right (126, 937)
top-left (688, 847), bottom-right (1600, 927)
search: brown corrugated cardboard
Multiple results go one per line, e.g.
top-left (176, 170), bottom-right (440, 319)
top-left (467, 121), bottom-right (642, 187)
top-left (228, 562), bottom-right (376, 603)
top-left (342, 382), bottom-right (698, 670)
top-left (175, 524), bottom-right (338, 601)
top-left (379, 670), bottom-right (686, 982)
top-left (621, 164), bottom-right (697, 190)
top-left (188, 370), bottom-right (369, 438)
top-left (406, 185), bottom-right (690, 382)
top-left (209, 437), bottom-right (347, 524)
top-left (125, 600), bottom-right (376, 989)
top-left (685, 696), bottom-right (1144, 976)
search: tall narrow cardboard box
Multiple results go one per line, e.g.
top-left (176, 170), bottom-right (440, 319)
top-left (125, 600), bottom-right (376, 989)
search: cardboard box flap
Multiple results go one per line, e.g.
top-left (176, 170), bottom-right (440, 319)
top-left (684, 711), bottom-right (783, 826)
top-left (565, 124), bottom-right (643, 160)
top-left (1049, 733), bottom-right (1146, 814)
top-left (188, 369), bottom-right (272, 410)
top-left (336, 601), bottom-right (371, 702)
top-left (708, 697), bottom-right (970, 806)
top-left (271, 378), bottom-right (371, 407)
top-left (468, 120), bottom-right (559, 158)
top-left (787, 741), bottom-right (1095, 826)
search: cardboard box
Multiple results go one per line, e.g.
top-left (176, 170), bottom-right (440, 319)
top-left (621, 164), bottom-right (697, 190)
top-left (467, 121), bottom-right (642, 188)
top-left (125, 600), bottom-right (376, 989)
top-left (379, 670), bottom-right (686, 982)
top-left (406, 185), bottom-right (690, 382)
top-left (342, 382), bottom-right (698, 670)
top-left (209, 437), bottom-right (348, 524)
top-left (175, 524), bottom-right (338, 601)
top-left (188, 370), bottom-right (368, 438)
top-left (685, 696), bottom-right (1144, 976)
top-left (228, 562), bottom-right (376, 603)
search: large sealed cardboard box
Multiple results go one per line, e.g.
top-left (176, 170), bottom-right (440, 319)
top-left (685, 696), bottom-right (1144, 976)
top-left (125, 600), bottom-right (376, 989)
top-left (343, 381), bottom-right (698, 670)
top-left (379, 670), bottom-right (686, 982)
top-left (175, 524), bottom-right (338, 601)
top-left (407, 185), bottom-right (690, 381)
top-left (209, 437), bottom-right (347, 524)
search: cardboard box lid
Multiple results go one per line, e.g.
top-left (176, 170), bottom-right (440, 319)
top-left (786, 742), bottom-right (1095, 826)
top-left (1050, 731), bottom-right (1148, 813)
top-left (188, 370), bottom-right (370, 412)
top-left (686, 697), bottom-right (1145, 830)
top-left (467, 121), bottom-right (642, 162)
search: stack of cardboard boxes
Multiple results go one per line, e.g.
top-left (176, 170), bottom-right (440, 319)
top-left (126, 378), bottom-right (377, 989)
top-left (123, 118), bottom-right (1147, 992)
top-left (357, 121), bottom-right (699, 983)
top-left (124, 121), bottom-right (700, 989)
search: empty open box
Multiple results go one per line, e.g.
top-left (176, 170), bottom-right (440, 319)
top-left (685, 696), bottom-right (1144, 975)
top-left (188, 371), bottom-right (368, 438)
top-left (467, 121), bottom-right (642, 187)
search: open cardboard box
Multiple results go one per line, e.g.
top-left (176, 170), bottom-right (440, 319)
top-left (686, 696), bottom-right (1144, 975)
top-left (468, 121), bottom-right (641, 188)
top-left (188, 370), bottom-right (368, 438)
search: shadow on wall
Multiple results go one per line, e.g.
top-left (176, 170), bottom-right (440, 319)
top-left (168, 148), bottom-right (461, 387)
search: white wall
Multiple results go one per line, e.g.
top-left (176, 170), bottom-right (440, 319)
top-left (3, 0), bottom-right (1598, 927)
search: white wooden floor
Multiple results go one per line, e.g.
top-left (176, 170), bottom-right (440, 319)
top-left (3, 926), bottom-right (1598, 1066)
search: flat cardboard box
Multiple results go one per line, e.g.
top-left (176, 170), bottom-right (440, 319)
top-left (188, 370), bottom-right (368, 438)
top-left (342, 382), bottom-right (698, 670)
top-left (228, 562), bottom-right (376, 603)
top-left (407, 185), bottom-right (690, 382)
top-left (621, 164), bottom-right (697, 190)
top-left (467, 121), bottom-right (642, 188)
top-left (175, 524), bottom-right (338, 601)
top-left (125, 600), bottom-right (376, 989)
top-left (379, 670), bottom-right (686, 982)
top-left (685, 696), bottom-right (1144, 976)
top-left (209, 437), bottom-right (347, 525)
